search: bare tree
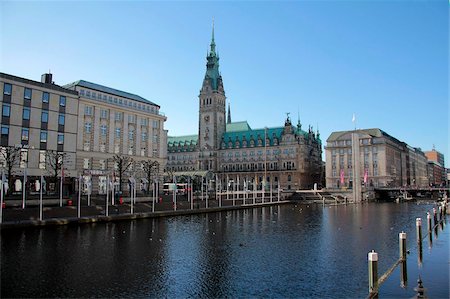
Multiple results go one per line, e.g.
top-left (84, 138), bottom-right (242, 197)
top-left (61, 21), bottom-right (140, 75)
top-left (0, 146), bottom-right (21, 195)
top-left (142, 160), bottom-right (160, 192)
top-left (45, 150), bottom-right (68, 191)
top-left (112, 154), bottom-right (133, 193)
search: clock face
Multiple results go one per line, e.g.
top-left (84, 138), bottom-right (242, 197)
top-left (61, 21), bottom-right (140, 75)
top-left (204, 115), bottom-right (210, 122)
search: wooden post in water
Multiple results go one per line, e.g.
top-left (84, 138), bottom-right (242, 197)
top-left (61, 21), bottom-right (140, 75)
top-left (368, 250), bottom-right (378, 294)
top-left (399, 231), bottom-right (407, 261)
top-left (427, 212), bottom-right (432, 232)
top-left (416, 218), bottom-right (422, 244)
top-left (433, 208), bottom-right (437, 226)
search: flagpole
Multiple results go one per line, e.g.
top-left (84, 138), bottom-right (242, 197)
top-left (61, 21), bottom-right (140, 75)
top-left (77, 176), bottom-right (81, 218)
top-left (0, 171), bottom-right (4, 224)
top-left (23, 168), bottom-right (27, 209)
top-left (59, 168), bottom-right (63, 207)
top-left (39, 175), bottom-right (43, 221)
top-left (106, 175), bottom-right (109, 217)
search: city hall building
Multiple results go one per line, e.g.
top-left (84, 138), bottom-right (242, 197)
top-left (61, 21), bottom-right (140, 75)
top-left (166, 28), bottom-right (323, 190)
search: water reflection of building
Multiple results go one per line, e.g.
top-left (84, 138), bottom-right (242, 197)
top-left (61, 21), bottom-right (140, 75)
top-left (166, 26), bottom-right (323, 190)
top-left (325, 129), bottom-right (428, 188)
top-left (64, 80), bottom-right (167, 194)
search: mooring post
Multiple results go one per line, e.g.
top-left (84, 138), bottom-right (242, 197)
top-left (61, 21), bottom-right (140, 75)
top-left (416, 218), bottom-right (422, 244)
top-left (414, 277), bottom-right (426, 299)
top-left (433, 208), bottom-right (437, 226)
top-left (399, 231), bottom-right (407, 261)
top-left (427, 212), bottom-right (432, 232)
top-left (368, 250), bottom-right (378, 295)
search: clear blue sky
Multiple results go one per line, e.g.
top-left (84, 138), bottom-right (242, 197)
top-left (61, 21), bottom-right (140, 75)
top-left (1, 1), bottom-right (448, 166)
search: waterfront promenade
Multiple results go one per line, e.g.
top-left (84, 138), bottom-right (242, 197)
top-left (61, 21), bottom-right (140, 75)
top-left (0, 193), bottom-right (298, 229)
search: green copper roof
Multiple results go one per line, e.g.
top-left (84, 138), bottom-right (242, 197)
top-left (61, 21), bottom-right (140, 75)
top-left (204, 24), bottom-right (221, 91)
top-left (168, 135), bottom-right (198, 148)
top-left (226, 121), bottom-right (251, 132)
top-left (223, 126), bottom-right (284, 147)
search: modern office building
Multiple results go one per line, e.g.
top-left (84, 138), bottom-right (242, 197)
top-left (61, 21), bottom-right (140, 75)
top-left (0, 72), bottom-right (78, 194)
top-left (325, 129), bottom-right (428, 188)
top-left (166, 27), bottom-right (323, 190)
top-left (63, 80), bottom-right (167, 194)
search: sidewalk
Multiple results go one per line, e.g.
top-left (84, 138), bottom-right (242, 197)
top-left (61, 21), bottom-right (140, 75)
top-left (0, 195), bottom-right (291, 229)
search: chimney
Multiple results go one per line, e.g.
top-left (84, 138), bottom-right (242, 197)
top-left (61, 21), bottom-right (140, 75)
top-left (41, 73), bottom-right (53, 84)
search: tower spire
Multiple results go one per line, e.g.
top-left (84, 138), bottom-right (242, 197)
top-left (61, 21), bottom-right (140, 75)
top-left (210, 18), bottom-right (216, 55)
top-left (227, 102), bottom-right (231, 124)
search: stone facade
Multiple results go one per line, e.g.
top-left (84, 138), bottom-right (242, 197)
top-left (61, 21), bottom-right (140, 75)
top-left (64, 80), bottom-right (167, 194)
top-left (0, 72), bottom-right (78, 193)
top-left (166, 27), bottom-right (323, 190)
top-left (325, 129), bottom-right (428, 188)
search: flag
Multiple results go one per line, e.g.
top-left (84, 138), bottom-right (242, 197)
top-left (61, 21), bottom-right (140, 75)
top-left (340, 169), bottom-right (345, 184)
top-left (364, 169), bottom-right (368, 184)
top-left (352, 113), bottom-right (356, 123)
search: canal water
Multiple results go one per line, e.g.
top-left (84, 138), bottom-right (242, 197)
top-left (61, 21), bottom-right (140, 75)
top-left (1, 202), bottom-right (448, 298)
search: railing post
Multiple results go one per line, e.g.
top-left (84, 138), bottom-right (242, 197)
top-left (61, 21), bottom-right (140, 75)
top-left (399, 231), bottom-right (407, 261)
top-left (368, 250), bottom-right (378, 295)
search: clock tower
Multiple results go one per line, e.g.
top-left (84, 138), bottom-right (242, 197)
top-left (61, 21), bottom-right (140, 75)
top-left (198, 23), bottom-right (226, 171)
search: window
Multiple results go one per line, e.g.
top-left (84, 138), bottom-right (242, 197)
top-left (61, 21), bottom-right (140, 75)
top-left (22, 107), bottom-right (30, 120)
top-left (24, 88), bottom-right (32, 100)
top-left (141, 118), bottom-right (148, 126)
top-left (21, 128), bottom-right (29, 141)
top-left (115, 112), bottom-right (122, 121)
top-left (128, 115), bottom-right (135, 123)
top-left (42, 92), bottom-right (49, 103)
top-left (99, 159), bottom-right (106, 170)
top-left (2, 104), bottom-right (11, 117)
top-left (1, 125), bottom-right (9, 137)
top-left (83, 158), bottom-right (91, 169)
top-left (85, 122), bottom-right (91, 133)
top-left (128, 129), bottom-right (134, 140)
top-left (100, 125), bottom-right (107, 136)
top-left (115, 128), bottom-right (121, 138)
top-left (41, 111), bottom-right (48, 123)
top-left (152, 120), bottom-right (159, 128)
top-left (92, 92), bottom-right (96, 99)
top-left (40, 131), bottom-right (47, 143)
top-left (59, 96), bottom-right (66, 107)
top-left (85, 106), bottom-right (93, 116)
top-left (83, 142), bottom-right (90, 151)
top-left (80, 90), bottom-right (85, 96)
top-left (58, 114), bottom-right (65, 126)
top-left (3, 83), bottom-right (12, 95)
top-left (57, 133), bottom-right (64, 144)
top-left (20, 149), bottom-right (28, 168)
top-left (100, 109), bottom-right (108, 119)
top-left (141, 132), bottom-right (147, 142)
top-left (86, 91), bottom-right (91, 97)
top-left (39, 151), bottom-right (46, 169)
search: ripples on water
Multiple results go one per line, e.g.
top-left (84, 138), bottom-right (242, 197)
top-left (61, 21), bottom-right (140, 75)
top-left (1, 202), bottom-right (438, 298)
